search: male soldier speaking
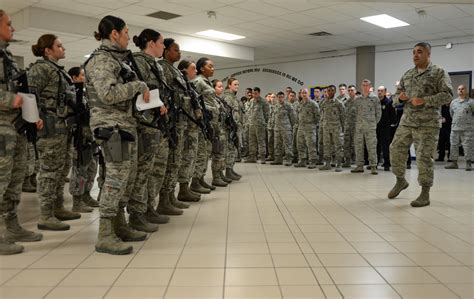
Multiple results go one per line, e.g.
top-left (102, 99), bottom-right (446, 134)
top-left (388, 42), bottom-right (453, 207)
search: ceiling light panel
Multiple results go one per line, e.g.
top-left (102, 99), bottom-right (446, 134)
top-left (360, 14), bottom-right (409, 29)
top-left (196, 30), bottom-right (245, 41)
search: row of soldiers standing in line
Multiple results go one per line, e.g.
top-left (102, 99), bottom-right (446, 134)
top-left (240, 81), bottom-right (399, 174)
top-left (1, 13), bottom-right (245, 255)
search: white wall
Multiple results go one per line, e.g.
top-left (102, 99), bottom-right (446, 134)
top-left (375, 41), bottom-right (474, 91)
top-left (215, 39), bottom-right (474, 98)
top-left (214, 53), bottom-right (356, 98)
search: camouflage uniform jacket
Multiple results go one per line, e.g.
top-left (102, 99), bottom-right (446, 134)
top-left (0, 40), bottom-right (21, 124)
top-left (320, 97), bottom-right (344, 130)
top-left (84, 39), bottom-right (146, 131)
top-left (222, 89), bottom-right (243, 126)
top-left (354, 94), bottom-right (381, 130)
top-left (393, 63), bottom-right (453, 128)
top-left (274, 101), bottom-right (296, 131)
top-left (248, 96), bottom-right (269, 127)
top-left (159, 59), bottom-right (192, 122)
top-left (28, 57), bottom-right (76, 120)
top-left (297, 100), bottom-right (320, 129)
top-left (344, 96), bottom-right (357, 129)
top-left (267, 101), bottom-right (276, 130)
top-left (450, 97), bottom-right (474, 131)
top-left (192, 74), bottom-right (220, 127)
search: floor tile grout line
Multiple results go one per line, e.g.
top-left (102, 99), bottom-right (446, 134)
top-left (221, 172), bottom-right (231, 299)
top-left (3, 214), bottom-right (100, 291)
top-left (257, 164), bottom-right (336, 298)
top-left (248, 164), bottom-right (283, 298)
top-left (160, 194), bottom-right (204, 298)
top-left (295, 171), bottom-right (456, 297)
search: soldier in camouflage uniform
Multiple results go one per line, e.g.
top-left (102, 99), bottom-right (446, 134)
top-left (222, 77), bottom-right (243, 179)
top-left (241, 88), bottom-right (252, 158)
top-left (125, 29), bottom-right (171, 234)
top-left (158, 38), bottom-right (196, 213)
top-left (351, 80), bottom-right (381, 175)
top-left (85, 16), bottom-right (149, 255)
top-left (176, 60), bottom-right (206, 200)
top-left (0, 10), bottom-right (43, 255)
top-left (245, 87), bottom-right (269, 163)
top-left (288, 91), bottom-right (299, 164)
top-left (319, 85), bottom-right (345, 172)
top-left (388, 42), bottom-right (453, 207)
top-left (295, 89), bottom-right (320, 169)
top-left (67, 67), bottom-right (98, 214)
top-left (445, 84), bottom-right (473, 171)
top-left (266, 93), bottom-right (276, 161)
top-left (29, 34), bottom-right (82, 231)
top-left (193, 58), bottom-right (228, 187)
top-left (272, 91), bottom-right (296, 166)
top-left (342, 85), bottom-right (357, 167)
top-left (337, 83), bottom-right (349, 104)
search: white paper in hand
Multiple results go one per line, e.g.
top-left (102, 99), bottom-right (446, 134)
top-left (136, 89), bottom-right (163, 111)
top-left (19, 93), bottom-right (40, 123)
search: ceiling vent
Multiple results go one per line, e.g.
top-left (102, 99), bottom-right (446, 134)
top-left (147, 11), bottom-right (181, 20)
top-left (309, 31), bottom-right (332, 37)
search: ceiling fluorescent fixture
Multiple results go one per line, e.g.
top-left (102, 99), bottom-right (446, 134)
top-left (196, 30), bottom-right (245, 41)
top-left (360, 14), bottom-right (409, 29)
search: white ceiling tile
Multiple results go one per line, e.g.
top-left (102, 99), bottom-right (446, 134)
top-left (73, 0), bottom-right (138, 10)
top-left (235, 22), bottom-right (280, 34)
top-left (301, 6), bottom-right (350, 21)
top-left (455, 4), bottom-right (474, 16)
top-left (255, 17), bottom-right (302, 31)
top-left (424, 4), bottom-right (470, 20)
top-left (329, 3), bottom-right (380, 19)
top-left (389, 10), bottom-right (437, 26)
top-left (361, 2), bottom-right (414, 14)
top-left (214, 6), bottom-right (263, 22)
top-left (137, 0), bottom-right (201, 15)
top-left (262, 0), bottom-right (322, 12)
top-left (232, 1), bottom-right (291, 17)
top-left (33, 2), bottom-right (111, 16)
top-left (166, 0), bottom-right (227, 11)
top-left (444, 17), bottom-right (474, 30)
top-left (277, 13), bottom-right (326, 27)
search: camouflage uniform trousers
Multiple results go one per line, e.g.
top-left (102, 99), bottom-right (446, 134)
top-left (178, 123), bottom-right (200, 184)
top-left (267, 129), bottom-right (274, 159)
top-left (25, 143), bottom-right (39, 177)
top-left (274, 129), bottom-right (293, 162)
top-left (127, 127), bottom-right (160, 214)
top-left (450, 130), bottom-right (474, 161)
top-left (57, 132), bottom-right (73, 202)
top-left (147, 136), bottom-right (169, 208)
top-left (248, 125), bottom-right (266, 160)
top-left (98, 127), bottom-right (138, 218)
top-left (355, 128), bottom-right (377, 166)
top-left (193, 131), bottom-right (208, 179)
top-left (226, 137), bottom-right (238, 168)
top-left (297, 127), bottom-right (317, 161)
top-left (242, 122), bottom-right (249, 156)
top-left (69, 153), bottom-right (98, 197)
top-left (317, 125), bottom-right (324, 162)
top-left (390, 125), bottom-right (438, 187)
top-left (343, 125), bottom-right (356, 162)
top-left (292, 126), bottom-right (299, 161)
top-left (37, 130), bottom-right (72, 213)
top-left (0, 124), bottom-right (27, 219)
top-left (323, 127), bottom-right (343, 162)
top-left (211, 126), bottom-right (227, 172)
top-left (161, 122), bottom-right (187, 193)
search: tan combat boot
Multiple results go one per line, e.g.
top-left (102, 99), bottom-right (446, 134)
top-left (388, 177), bottom-right (409, 199)
top-left (177, 183), bottom-right (201, 202)
top-left (190, 177), bottom-right (211, 194)
top-left (95, 218), bottom-right (133, 255)
top-left (113, 209), bottom-right (147, 242)
top-left (411, 186), bottom-right (430, 207)
top-left (4, 215), bottom-right (43, 242)
top-left (199, 176), bottom-right (215, 191)
top-left (445, 160), bottom-right (458, 169)
top-left (72, 196), bottom-right (93, 213)
top-left (38, 205), bottom-right (70, 231)
top-left (0, 236), bottom-right (23, 255)
top-left (157, 191), bottom-right (183, 216)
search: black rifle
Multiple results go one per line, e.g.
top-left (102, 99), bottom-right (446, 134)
top-left (180, 72), bottom-right (214, 141)
top-left (218, 96), bottom-right (240, 148)
top-left (69, 82), bottom-right (94, 167)
top-left (1, 49), bottom-right (39, 158)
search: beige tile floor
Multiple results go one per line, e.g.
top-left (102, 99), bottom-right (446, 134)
top-left (0, 161), bottom-right (473, 298)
